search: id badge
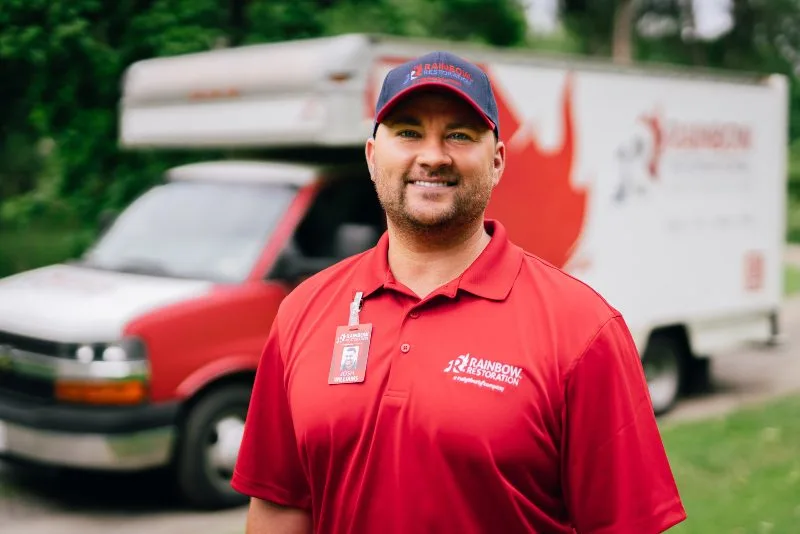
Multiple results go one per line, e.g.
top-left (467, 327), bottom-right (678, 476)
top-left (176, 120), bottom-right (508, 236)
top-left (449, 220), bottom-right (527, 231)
top-left (328, 324), bottom-right (372, 385)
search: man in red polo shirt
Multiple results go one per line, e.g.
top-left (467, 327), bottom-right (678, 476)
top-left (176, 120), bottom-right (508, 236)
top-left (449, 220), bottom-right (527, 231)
top-left (232, 51), bottom-right (687, 533)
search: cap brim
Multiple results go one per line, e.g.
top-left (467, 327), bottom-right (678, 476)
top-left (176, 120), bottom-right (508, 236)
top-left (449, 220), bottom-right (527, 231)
top-left (375, 80), bottom-right (496, 132)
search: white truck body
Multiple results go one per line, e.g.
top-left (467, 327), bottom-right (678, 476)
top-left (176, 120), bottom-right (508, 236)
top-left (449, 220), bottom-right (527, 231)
top-left (120, 33), bottom-right (788, 360)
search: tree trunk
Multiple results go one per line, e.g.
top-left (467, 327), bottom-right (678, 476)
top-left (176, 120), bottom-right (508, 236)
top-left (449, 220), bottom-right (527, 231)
top-left (613, 0), bottom-right (634, 64)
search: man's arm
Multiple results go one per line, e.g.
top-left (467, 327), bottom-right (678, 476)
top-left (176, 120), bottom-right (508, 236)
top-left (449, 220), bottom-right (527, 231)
top-left (232, 313), bottom-right (312, 528)
top-left (245, 498), bottom-right (312, 534)
top-left (561, 314), bottom-right (687, 533)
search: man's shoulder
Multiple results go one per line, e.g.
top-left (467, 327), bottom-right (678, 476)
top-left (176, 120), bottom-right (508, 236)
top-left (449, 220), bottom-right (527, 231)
top-left (512, 251), bottom-right (635, 374)
top-left (519, 252), bottom-right (618, 314)
top-left (515, 250), bottom-right (622, 349)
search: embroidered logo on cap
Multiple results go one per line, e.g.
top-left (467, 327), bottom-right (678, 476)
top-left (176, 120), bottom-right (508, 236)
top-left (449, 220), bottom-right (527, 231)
top-left (404, 62), bottom-right (475, 87)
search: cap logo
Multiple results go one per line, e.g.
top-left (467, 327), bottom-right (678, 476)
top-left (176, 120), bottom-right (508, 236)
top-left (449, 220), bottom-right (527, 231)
top-left (403, 62), bottom-right (474, 88)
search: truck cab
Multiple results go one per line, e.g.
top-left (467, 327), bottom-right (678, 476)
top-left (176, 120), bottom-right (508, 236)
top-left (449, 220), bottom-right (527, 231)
top-left (0, 159), bottom-right (384, 508)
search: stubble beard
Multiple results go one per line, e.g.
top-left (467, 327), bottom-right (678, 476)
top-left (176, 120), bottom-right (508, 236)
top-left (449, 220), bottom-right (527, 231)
top-left (373, 165), bottom-right (494, 241)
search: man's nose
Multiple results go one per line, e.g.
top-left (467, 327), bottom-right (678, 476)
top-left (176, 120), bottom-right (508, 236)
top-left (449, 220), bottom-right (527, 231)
top-left (416, 137), bottom-right (452, 171)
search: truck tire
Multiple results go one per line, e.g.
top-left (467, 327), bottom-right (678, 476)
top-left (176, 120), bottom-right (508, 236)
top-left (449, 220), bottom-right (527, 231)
top-left (642, 334), bottom-right (684, 416)
top-left (174, 383), bottom-right (251, 509)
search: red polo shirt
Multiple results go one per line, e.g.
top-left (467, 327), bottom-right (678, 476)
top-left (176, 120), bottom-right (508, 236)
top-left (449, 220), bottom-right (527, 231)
top-left (232, 219), bottom-right (686, 533)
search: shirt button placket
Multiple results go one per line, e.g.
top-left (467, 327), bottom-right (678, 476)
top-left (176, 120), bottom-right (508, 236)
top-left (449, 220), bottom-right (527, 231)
top-left (387, 306), bottom-right (420, 395)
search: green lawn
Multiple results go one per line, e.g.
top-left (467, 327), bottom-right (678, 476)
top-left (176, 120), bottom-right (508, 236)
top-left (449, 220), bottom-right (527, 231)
top-left (661, 395), bottom-right (800, 534)
top-left (786, 264), bottom-right (800, 296)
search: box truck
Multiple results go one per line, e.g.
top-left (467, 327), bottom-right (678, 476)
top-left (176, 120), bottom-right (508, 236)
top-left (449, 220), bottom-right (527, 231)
top-left (0, 33), bottom-right (788, 509)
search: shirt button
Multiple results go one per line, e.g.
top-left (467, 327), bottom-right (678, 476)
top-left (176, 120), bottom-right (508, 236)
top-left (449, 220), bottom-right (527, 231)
top-left (409, 312), bottom-right (420, 319)
top-left (400, 343), bottom-right (411, 353)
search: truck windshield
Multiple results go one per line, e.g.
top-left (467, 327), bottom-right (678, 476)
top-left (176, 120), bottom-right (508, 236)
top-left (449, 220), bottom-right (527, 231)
top-left (80, 180), bottom-right (297, 283)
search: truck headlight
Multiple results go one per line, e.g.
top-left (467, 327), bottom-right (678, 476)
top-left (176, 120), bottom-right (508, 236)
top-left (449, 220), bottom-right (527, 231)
top-left (74, 337), bottom-right (147, 363)
top-left (59, 337), bottom-right (150, 405)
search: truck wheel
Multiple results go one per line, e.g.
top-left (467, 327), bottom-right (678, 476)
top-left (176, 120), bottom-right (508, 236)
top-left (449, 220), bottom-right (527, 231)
top-left (642, 335), bottom-right (684, 416)
top-left (174, 383), bottom-right (251, 509)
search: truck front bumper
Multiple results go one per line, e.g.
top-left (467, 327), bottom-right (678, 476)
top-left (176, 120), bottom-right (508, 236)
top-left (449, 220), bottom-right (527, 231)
top-left (0, 397), bottom-right (180, 471)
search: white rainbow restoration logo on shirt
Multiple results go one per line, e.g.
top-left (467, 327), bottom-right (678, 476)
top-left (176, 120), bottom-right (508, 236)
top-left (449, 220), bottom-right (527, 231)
top-left (444, 353), bottom-right (523, 392)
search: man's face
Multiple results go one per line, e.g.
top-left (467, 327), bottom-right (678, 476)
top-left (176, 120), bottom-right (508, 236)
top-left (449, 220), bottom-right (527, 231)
top-left (366, 89), bottom-right (505, 234)
top-left (341, 346), bottom-right (358, 370)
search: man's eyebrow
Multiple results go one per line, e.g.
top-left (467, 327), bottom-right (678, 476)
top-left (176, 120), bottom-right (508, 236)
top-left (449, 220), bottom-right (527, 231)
top-left (446, 120), bottom-right (486, 131)
top-left (384, 116), bottom-right (486, 131)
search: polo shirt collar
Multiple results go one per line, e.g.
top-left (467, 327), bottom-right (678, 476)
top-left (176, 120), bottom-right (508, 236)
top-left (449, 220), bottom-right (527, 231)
top-left (357, 219), bottom-right (523, 302)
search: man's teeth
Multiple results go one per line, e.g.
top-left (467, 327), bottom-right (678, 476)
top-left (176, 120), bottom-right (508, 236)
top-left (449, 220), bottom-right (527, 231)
top-left (412, 181), bottom-right (451, 187)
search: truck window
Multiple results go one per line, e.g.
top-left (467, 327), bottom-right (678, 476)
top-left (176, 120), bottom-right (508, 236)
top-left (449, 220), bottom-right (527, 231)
top-left (271, 173), bottom-right (386, 280)
top-left (79, 180), bottom-right (297, 283)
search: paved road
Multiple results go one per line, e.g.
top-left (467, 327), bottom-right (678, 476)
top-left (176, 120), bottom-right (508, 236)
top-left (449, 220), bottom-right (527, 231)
top-left (661, 293), bottom-right (800, 426)
top-left (0, 466), bottom-right (248, 534)
top-left (1, 295), bottom-right (799, 533)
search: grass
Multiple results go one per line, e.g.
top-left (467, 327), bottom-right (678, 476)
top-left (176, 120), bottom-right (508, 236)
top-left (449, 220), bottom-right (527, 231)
top-left (661, 395), bottom-right (800, 534)
top-left (786, 264), bottom-right (800, 296)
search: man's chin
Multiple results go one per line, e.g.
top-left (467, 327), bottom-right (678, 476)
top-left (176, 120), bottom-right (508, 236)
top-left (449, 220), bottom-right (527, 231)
top-left (400, 211), bottom-right (457, 229)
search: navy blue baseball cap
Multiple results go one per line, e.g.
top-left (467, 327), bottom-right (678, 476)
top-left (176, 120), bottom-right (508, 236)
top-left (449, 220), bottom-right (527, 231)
top-left (373, 51), bottom-right (499, 138)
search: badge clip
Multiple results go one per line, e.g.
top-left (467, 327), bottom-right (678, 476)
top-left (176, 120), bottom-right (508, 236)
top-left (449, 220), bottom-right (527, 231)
top-left (348, 291), bottom-right (363, 329)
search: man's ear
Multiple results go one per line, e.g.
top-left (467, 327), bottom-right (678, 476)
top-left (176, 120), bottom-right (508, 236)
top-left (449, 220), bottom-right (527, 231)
top-left (492, 139), bottom-right (506, 187)
top-left (365, 136), bottom-right (376, 182)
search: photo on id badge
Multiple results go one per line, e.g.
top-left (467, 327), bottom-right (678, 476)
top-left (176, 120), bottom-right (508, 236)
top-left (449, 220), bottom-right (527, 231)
top-left (330, 343), bottom-right (362, 384)
top-left (341, 345), bottom-right (359, 372)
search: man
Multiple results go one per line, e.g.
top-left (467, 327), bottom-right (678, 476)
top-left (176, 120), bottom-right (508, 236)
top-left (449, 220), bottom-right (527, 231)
top-left (232, 51), bottom-right (687, 533)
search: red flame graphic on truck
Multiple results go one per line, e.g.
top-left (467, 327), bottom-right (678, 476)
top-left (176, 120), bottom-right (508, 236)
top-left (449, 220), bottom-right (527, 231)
top-left (485, 73), bottom-right (587, 269)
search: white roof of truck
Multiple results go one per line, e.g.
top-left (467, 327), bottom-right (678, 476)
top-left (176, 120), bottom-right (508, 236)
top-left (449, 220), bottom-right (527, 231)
top-left (119, 33), bottom-right (779, 151)
top-left (123, 34), bottom-right (367, 106)
top-left (120, 34), bottom-right (376, 149)
top-left (166, 161), bottom-right (320, 187)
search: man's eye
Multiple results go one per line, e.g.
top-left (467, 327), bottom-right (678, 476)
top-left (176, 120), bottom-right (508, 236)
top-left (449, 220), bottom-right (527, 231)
top-left (397, 130), bottom-right (421, 138)
top-left (449, 132), bottom-right (472, 141)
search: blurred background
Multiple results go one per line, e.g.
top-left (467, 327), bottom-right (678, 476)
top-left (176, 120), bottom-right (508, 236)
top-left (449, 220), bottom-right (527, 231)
top-left (1, 0), bottom-right (800, 533)
top-left (2, 0), bottom-right (800, 272)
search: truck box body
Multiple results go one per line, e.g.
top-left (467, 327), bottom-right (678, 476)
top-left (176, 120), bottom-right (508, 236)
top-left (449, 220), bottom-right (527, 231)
top-left (121, 33), bottom-right (788, 355)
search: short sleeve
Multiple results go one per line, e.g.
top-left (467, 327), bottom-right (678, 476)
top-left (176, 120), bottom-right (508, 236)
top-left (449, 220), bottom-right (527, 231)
top-left (231, 315), bottom-right (311, 509)
top-left (561, 315), bottom-right (687, 534)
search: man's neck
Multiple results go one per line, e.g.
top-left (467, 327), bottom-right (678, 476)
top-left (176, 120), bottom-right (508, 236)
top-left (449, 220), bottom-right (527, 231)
top-left (386, 219), bottom-right (491, 299)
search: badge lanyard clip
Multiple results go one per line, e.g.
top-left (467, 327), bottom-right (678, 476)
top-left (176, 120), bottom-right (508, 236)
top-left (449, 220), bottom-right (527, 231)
top-left (348, 291), bottom-right (363, 329)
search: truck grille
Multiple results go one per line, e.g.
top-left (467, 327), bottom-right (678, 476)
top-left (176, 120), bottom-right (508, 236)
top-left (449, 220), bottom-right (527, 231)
top-left (0, 367), bottom-right (54, 403)
top-left (0, 330), bottom-right (67, 358)
top-left (0, 330), bottom-right (61, 403)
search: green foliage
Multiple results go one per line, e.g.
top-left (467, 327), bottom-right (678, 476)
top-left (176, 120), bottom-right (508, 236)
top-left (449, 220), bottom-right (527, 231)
top-left (789, 138), bottom-right (800, 196)
top-left (788, 196), bottom-right (800, 243)
top-left (0, 226), bottom-right (94, 279)
top-left (0, 0), bottom-right (529, 240)
top-left (245, 0), bottom-right (325, 43)
top-left (561, 0), bottom-right (617, 55)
